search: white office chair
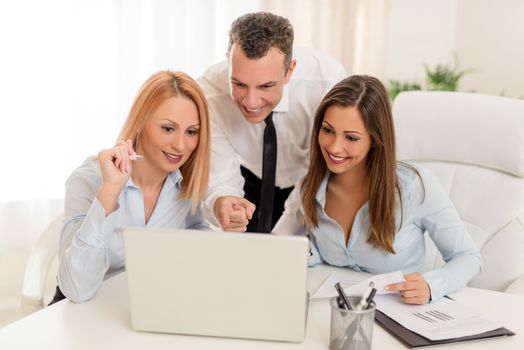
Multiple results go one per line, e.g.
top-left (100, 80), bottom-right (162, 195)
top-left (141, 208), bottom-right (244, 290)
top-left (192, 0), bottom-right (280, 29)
top-left (20, 213), bottom-right (64, 314)
top-left (393, 91), bottom-right (524, 295)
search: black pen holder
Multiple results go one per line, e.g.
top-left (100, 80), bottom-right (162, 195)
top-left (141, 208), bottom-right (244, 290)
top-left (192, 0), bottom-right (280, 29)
top-left (329, 296), bottom-right (375, 350)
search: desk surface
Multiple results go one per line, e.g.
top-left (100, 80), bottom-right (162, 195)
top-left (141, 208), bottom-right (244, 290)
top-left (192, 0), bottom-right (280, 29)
top-left (1, 265), bottom-right (523, 349)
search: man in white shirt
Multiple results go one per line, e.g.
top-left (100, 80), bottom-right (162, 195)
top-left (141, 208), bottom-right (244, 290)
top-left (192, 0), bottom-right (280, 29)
top-left (198, 12), bottom-right (346, 232)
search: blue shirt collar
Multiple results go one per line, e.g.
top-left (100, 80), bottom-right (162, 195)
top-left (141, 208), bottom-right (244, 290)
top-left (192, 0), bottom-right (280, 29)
top-left (125, 169), bottom-right (184, 190)
top-left (315, 172), bottom-right (331, 206)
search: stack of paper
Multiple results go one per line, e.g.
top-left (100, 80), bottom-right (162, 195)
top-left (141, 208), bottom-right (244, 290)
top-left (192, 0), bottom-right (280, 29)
top-left (374, 294), bottom-right (502, 341)
top-left (312, 271), bottom-right (405, 299)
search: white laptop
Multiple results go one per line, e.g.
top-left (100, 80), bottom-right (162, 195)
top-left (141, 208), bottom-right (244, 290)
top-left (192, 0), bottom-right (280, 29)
top-left (123, 228), bottom-right (309, 342)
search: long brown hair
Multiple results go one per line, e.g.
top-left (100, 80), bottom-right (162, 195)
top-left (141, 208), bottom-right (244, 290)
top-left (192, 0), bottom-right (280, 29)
top-left (302, 75), bottom-right (400, 253)
top-left (118, 71), bottom-right (210, 213)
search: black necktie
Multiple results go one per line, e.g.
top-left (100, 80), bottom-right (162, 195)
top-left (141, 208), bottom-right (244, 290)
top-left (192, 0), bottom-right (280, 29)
top-left (257, 112), bottom-right (277, 233)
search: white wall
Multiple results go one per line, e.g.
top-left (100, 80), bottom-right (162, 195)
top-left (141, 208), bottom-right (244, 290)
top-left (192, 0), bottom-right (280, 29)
top-left (383, 0), bottom-right (457, 83)
top-left (455, 0), bottom-right (524, 98)
top-left (382, 0), bottom-right (524, 98)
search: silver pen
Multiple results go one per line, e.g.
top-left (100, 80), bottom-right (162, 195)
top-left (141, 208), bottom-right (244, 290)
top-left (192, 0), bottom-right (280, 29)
top-left (356, 281), bottom-right (375, 310)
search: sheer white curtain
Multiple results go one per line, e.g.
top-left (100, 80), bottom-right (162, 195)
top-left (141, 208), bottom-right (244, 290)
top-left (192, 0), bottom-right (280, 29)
top-left (261, 0), bottom-right (389, 77)
top-left (0, 0), bottom-right (259, 257)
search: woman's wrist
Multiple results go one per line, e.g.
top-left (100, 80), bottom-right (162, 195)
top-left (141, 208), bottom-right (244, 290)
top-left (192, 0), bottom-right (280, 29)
top-left (97, 184), bottom-right (122, 216)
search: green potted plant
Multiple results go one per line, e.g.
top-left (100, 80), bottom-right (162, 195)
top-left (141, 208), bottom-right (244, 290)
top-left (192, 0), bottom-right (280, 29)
top-left (388, 80), bottom-right (422, 100)
top-left (424, 54), bottom-right (472, 91)
top-left (387, 54), bottom-right (472, 100)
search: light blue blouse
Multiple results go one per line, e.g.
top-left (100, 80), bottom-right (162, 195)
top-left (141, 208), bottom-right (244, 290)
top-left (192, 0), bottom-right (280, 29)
top-left (58, 158), bottom-right (208, 303)
top-left (277, 164), bottom-right (481, 302)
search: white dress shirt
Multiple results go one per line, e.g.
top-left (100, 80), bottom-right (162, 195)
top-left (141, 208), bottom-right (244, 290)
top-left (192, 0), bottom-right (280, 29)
top-left (197, 47), bottom-right (347, 221)
top-left (58, 158), bottom-right (208, 303)
top-left (274, 165), bottom-right (482, 302)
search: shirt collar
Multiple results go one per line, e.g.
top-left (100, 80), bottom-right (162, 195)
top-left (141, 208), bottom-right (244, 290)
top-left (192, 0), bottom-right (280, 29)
top-left (315, 172), bottom-right (331, 206)
top-left (125, 169), bottom-right (184, 191)
top-left (273, 84), bottom-right (289, 113)
top-left (167, 169), bottom-right (184, 190)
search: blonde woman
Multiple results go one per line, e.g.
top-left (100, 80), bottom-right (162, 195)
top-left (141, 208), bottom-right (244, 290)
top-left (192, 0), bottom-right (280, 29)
top-left (275, 75), bottom-right (481, 304)
top-left (56, 71), bottom-right (210, 303)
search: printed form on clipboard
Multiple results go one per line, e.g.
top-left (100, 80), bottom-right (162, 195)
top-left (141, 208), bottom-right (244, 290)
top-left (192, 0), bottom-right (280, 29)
top-left (374, 293), bottom-right (505, 341)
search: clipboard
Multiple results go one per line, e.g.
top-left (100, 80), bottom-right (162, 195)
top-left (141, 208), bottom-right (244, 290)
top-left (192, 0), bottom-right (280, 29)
top-left (375, 310), bottom-right (515, 348)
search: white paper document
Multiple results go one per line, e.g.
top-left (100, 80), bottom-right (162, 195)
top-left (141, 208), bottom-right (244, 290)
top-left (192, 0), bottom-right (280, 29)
top-left (311, 271), bottom-right (405, 299)
top-left (374, 294), bottom-right (502, 341)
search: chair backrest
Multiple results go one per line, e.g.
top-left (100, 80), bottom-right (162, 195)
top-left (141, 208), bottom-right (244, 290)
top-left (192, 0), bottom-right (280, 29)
top-left (21, 213), bottom-right (64, 313)
top-left (393, 91), bottom-right (524, 292)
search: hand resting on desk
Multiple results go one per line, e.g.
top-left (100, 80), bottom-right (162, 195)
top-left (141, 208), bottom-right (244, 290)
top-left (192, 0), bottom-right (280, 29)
top-left (385, 272), bottom-right (430, 304)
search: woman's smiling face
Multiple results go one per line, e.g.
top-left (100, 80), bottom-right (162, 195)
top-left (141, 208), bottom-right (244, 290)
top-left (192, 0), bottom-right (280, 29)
top-left (318, 105), bottom-right (372, 175)
top-left (137, 96), bottom-right (200, 174)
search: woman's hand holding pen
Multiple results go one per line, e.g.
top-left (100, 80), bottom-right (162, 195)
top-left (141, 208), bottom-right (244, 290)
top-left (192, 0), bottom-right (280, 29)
top-left (97, 139), bottom-right (139, 215)
top-left (384, 272), bottom-right (431, 304)
top-left (98, 140), bottom-right (138, 187)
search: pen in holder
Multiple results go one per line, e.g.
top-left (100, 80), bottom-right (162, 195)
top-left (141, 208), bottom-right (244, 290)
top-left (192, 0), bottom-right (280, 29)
top-left (329, 296), bottom-right (375, 350)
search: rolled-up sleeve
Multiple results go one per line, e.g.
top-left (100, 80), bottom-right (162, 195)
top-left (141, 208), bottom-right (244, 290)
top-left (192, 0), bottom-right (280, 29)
top-left (203, 109), bottom-right (245, 226)
top-left (272, 185), bottom-right (323, 266)
top-left (58, 168), bottom-right (119, 303)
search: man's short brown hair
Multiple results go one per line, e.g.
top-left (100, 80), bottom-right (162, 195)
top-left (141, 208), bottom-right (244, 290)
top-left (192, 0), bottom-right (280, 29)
top-left (228, 12), bottom-right (294, 70)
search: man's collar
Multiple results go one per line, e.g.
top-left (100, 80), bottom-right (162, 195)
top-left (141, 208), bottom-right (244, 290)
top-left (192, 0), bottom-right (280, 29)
top-left (273, 85), bottom-right (289, 112)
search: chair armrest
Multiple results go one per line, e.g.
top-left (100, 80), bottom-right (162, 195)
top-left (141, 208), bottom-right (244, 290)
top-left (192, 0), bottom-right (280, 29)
top-left (21, 213), bottom-right (64, 314)
top-left (504, 274), bottom-right (524, 296)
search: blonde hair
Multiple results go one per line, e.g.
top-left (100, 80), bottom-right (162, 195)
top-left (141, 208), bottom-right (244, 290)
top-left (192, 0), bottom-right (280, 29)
top-left (118, 70), bottom-right (210, 213)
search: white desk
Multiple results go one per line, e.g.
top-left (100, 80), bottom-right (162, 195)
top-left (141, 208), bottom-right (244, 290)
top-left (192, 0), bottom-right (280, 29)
top-left (1, 265), bottom-right (523, 349)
